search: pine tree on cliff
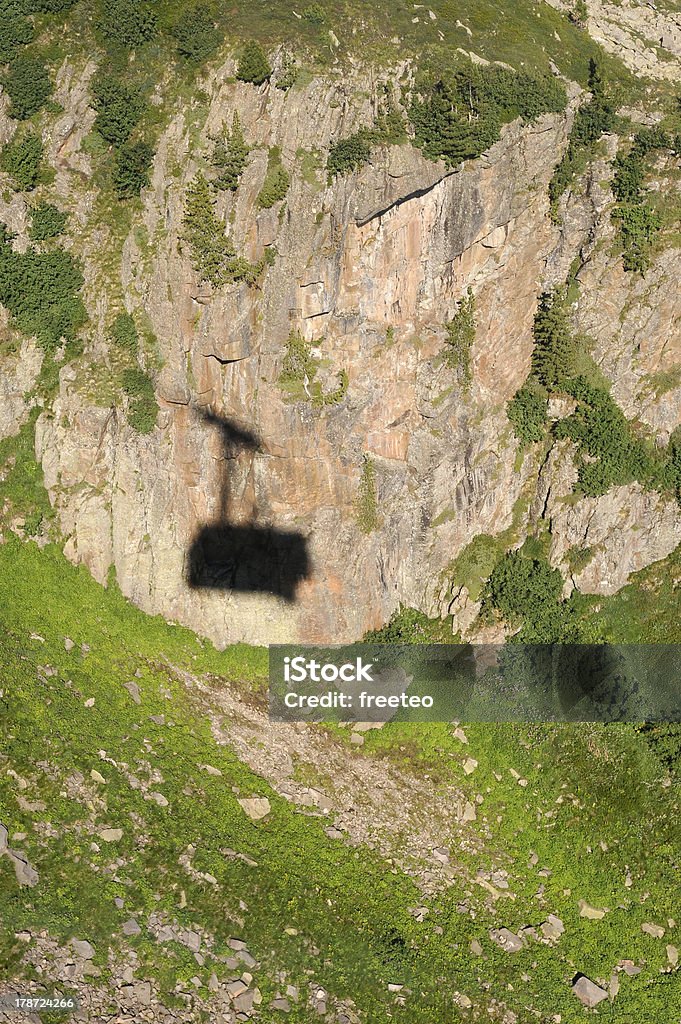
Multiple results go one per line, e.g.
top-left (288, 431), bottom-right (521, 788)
top-left (212, 113), bottom-right (249, 191)
top-left (237, 41), bottom-right (271, 85)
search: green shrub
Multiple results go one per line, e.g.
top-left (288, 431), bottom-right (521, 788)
top-left (483, 547), bottom-right (571, 640)
top-left (0, 128), bottom-right (43, 190)
top-left (507, 379), bottom-right (548, 444)
top-left (613, 201), bottom-right (661, 273)
top-left (30, 0), bottom-right (79, 10)
top-left (182, 172), bottom-right (263, 286)
top-left (97, 0), bottom-right (158, 49)
top-left (277, 330), bottom-right (347, 405)
top-left (275, 51), bottom-right (298, 91)
top-left (257, 147), bottom-right (289, 208)
top-left (113, 140), bottom-right (154, 198)
top-left (443, 287), bottom-right (475, 388)
top-left (0, 7), bottom-right (33, 64)
top-left (121, 366), bottom-right (158, 433)
top-left (302, 3), bottom-right (325, 25)
top-left (327, 132), bottom-right (372, 177)
top-left (2, 54), bottom-right (51, 120)
top-left (0, 222), bottom-right (86, 351)
top-left (29, 202), bottom-right (67, 241)
top-left (172, 5), bottom-right (220, 64)
top-left (566, 544), bottom-right (594, 574)
top-left (485, 549), bottom-right (563, 624)
top-left (91, 72), bottom-right (146, 147)
top-left (356, 454), bottom-right (379, 534)
top-left (211, 113), bottom-right (249, 191)
top-left (317, 368), bottom-right (348, 406)
top-left (111, 311), bottom-right (139, 354)
top-left (236, 40), bottom-right (271, 85)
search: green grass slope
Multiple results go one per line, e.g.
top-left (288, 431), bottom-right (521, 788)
top-left (1, 536), bottom-right (679, 1021)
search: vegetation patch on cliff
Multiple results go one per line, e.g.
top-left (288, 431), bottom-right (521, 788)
top-left (410, 61), bottom-right (566, 167)
top-left (442, 287), bottom-right (475, 390)
top-left (0, 222), bottom-right (86, 352)
top-left (548, 58), bottom-right (616, 222)
top-left (507, 286), bottom-right (681, 501)
top-left (277, 329), bottom-right (348, 407)
top-left (327, 96), bottom-right (406, 177)
top-left (182, 172), bottom-right (269, 287)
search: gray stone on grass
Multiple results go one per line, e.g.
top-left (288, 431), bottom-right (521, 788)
top-left (123, 680), bottom-right (141, 705)
top-left (490, 928), bottom-right (524, 953)
top-left (71, 939), bottom-right (95, 960)
top-left (461, 801), bottom-right (477, 822)
top-left (238, 797), bottom-right (270, 821)
top-left (572, 975), bottom-right (608, 1007)
top-left (578, 899), bottom-right (607, 920)
top-left (99, 828), bottom-right (123, 842)
top-left (540, 915), bottom-right (565, 941)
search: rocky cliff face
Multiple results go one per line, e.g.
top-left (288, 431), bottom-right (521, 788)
top-left (15, 59), bottom-right (680, 646)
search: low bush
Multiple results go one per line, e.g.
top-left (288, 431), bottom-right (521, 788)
top-left (0, 7), bottom-right (33, 64)
top-left (613, 201), bottom-right (662, 273)
top-left (2, 53), bottom-right (51, 120)
top-left (29, 202), bottom-right (67, 241)
top-left (1, 129), bottom-right (44, 190)
top-left (557, 376), bottom-right (670, 496)
top-left (507, 379), bottom-right (548, 444)
top-left (172, 5), bottom-right (220, 64)
top-left (121, 366), bottom-right (158, 433)
top-left (236, 41), bottom-right (271, 85)
top-left (113, 140), bottom-right (153, 198)
top-left (97, 0), bottom-right (158, 49)
top-left (0, 221), bottom-right (86, 351)
top-left (327, 98), bottom-right (406, 177)
top-left (483, 546), bottom-right (573, 641)
top-left (611, 127), bottom-right (670, 272)
top-left (327, 133), bottom-right (372, 177)
top-left (302, 3), bottom-right (325, 25)
top-left (364, 605), bottom-right (454, 643)
top-left (110, 311), bottom-right (139, 354)
top-left (91, 72), bottom-right (146, 147)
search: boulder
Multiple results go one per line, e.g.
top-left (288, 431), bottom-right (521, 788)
top-left (238, 797), bottom-right (271, 821)
top-left (572, 975), bottom-right (608, 1008)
